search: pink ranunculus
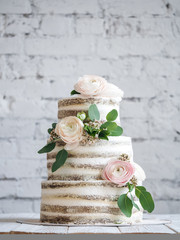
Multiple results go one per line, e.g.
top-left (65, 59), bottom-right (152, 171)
top-left (55, 116), bottom-right (84, 150)
top-left (74, 75), bottom-right (107, 97)
top-left (102, 160), bottom-right (135, 186)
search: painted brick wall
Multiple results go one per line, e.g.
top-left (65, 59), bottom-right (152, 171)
top-left (0, 0), bottom-right (180, 213)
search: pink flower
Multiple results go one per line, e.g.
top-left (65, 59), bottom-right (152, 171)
top-left (74, 75), bottom-right (107, 97)
top-left (102, 160), bottom-right (135, 186)
top-left (55, 116), bottom-right (84, 150)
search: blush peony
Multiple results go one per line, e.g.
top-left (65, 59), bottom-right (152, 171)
top-left (102, 160), bottom-right (135, 186)
top-left (55, 116), bottom-right (84, 150)
top-left (74, 75), bottom-right (107, 97)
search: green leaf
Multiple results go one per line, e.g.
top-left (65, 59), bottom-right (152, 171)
top-left (109, 126), bottom-right (123, 136)
top-left (84, 125), bottom-right (99, 137)
top-left (117, 194), bottom-right (133, 218)
top-left (127, 183), bottom-right (134, 192)
top-left (71, 90), bottom-right (80, 95)
top-left (84, 124), bottom-right (92, 133)
top-left (98, 130), bottom-right (109, 140)
top-left (135, 186), bottom-right (154, 213)
top-left (38, 142), bottom-right (56, 154)
top-left (48, 128), bottom-right (53, 134)
top-left (88, 104), bottom-right (100, 121)
top-left (106, 109), bottom-right (118, 121)
top-left (139, 191), bottom-right (155, 213)
top-left (130, 194), bottom-right (140, 211)
top-left (52, 149), bottom-right (68, 172)
top-left (52, 123), bottom-right (57, 129)
top-left (91, 129), bottom-right (100, 137)
top-left (135, 186), bottom-right (146, 198)
top-left (100, 121), bottom-right (117, 131)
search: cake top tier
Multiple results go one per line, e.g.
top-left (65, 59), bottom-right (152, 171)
top-left (58, 96), bottom-right (121, 123)
top-left (70, 75), bottom-right (124, 101)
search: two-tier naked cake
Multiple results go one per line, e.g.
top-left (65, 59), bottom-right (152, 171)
top-left (39, 75), bottom-right (154, 224)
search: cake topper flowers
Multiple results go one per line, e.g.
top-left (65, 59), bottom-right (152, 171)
top-left (38, 104), bottom-right (123, 172)
top-left (71, 75), bottom-right (124, 99)
top-left (73, 75), bottom-right (107, 97)
top-left (102, 158), bottom-right (154, 218)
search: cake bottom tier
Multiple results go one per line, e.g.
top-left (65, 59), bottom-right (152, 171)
top-left (40, 180), bottom-right (143, 224)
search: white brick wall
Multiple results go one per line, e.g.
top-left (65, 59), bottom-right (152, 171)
top-left (0, 0), bottom-right (180, 214)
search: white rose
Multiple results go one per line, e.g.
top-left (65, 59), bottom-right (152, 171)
top-left (99, 83), bottom-right (124, 99)
top-left (133, 162), bottom-right (146, 182)
top-left (55, 116), bottom-right (84, 150)
top-left (74, 75), bottom-right (107, 97)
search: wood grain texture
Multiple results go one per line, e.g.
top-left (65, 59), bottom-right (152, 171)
top-left (118, 225), bottom-right (175, 234)
top-left (0, 222), bottom-right (20, 233)
top-left (68, 226), bottom-right (120, 234)
top-left (0, 213), bottom-right (179, 234)
top-left (166, 221), bottom-right (180, 233)
top-left (11, 224), bottom-right (68, 234)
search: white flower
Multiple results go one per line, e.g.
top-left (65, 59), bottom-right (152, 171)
top-left (55, 116), bottom-right (84, 150)
top-left (99, 83), bottom-right (124, 99)
top-left (74, 75), bottom-right (107, 97)
top-left (133, 162), bottom-right (146, 182)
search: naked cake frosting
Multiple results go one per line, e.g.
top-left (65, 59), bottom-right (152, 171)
top-left (38, 75), bottom-right (154, 224)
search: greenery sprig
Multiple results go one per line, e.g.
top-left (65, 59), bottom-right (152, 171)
top-left (117, 182), bottom-right (155, 217)
top-left (87, 104), bottom-right (123, 140)
top-left (38, 104), bottom-right (123, 173)
top-left (71, 90), bottom-right (80, 95)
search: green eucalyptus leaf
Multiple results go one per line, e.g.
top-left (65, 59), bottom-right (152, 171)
top-left (127, 183), bottom-right (134, 192)
top-left (52, 149), bottom-right (68, 172)
top-left (48, 128), bottom-right (53, 134)
top-left (135, 186), bottom-right (147, 198)
top-left (52, 123), bottom-right (57, 129)
top-left (98, 130), bottom-right (109, 140)
top-left (109, 126), bottom-right (123, 136)
top-left (71, 90), bottom-right (80, 95)
top-left (117, 194), bottom-right (133, 218)
top-left (106, 109), bottom-right (118, 121)
top-left (88, 104), bottom-right (100, 121)
top-left (100, 121), bottom-right (117, 131)
top-left (38, 142), bottom-right (56, 154)
top-left (130, 194), bottom-right (140, 211)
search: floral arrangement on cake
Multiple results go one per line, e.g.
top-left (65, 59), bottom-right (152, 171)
top-left (38, 75), bottom-right (154, 219)
top-left (38, 104), bottom-right (123, 171)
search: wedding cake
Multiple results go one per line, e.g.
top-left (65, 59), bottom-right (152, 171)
top-left (38, 75), bottom-right (154, 224)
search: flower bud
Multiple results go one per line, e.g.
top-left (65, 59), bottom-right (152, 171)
top-left (77, 111), bottom-right (86, 121)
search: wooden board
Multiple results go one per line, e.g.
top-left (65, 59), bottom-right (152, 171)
top-left (0, 222), bottom-right (20, 234)
top-left (11, 224), bottom-right (68, 234)
top-left (166, 221), bottom-right (180, 233)
top-left (0, 214), bottom-right (179, 234)
top-left (68, 226), bottom-right (120, 234)
top-left (118, 224), bottom-right (175, 234)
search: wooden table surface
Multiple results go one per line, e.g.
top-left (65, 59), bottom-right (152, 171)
top-left (0, 213), bottom-right (179, 234)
